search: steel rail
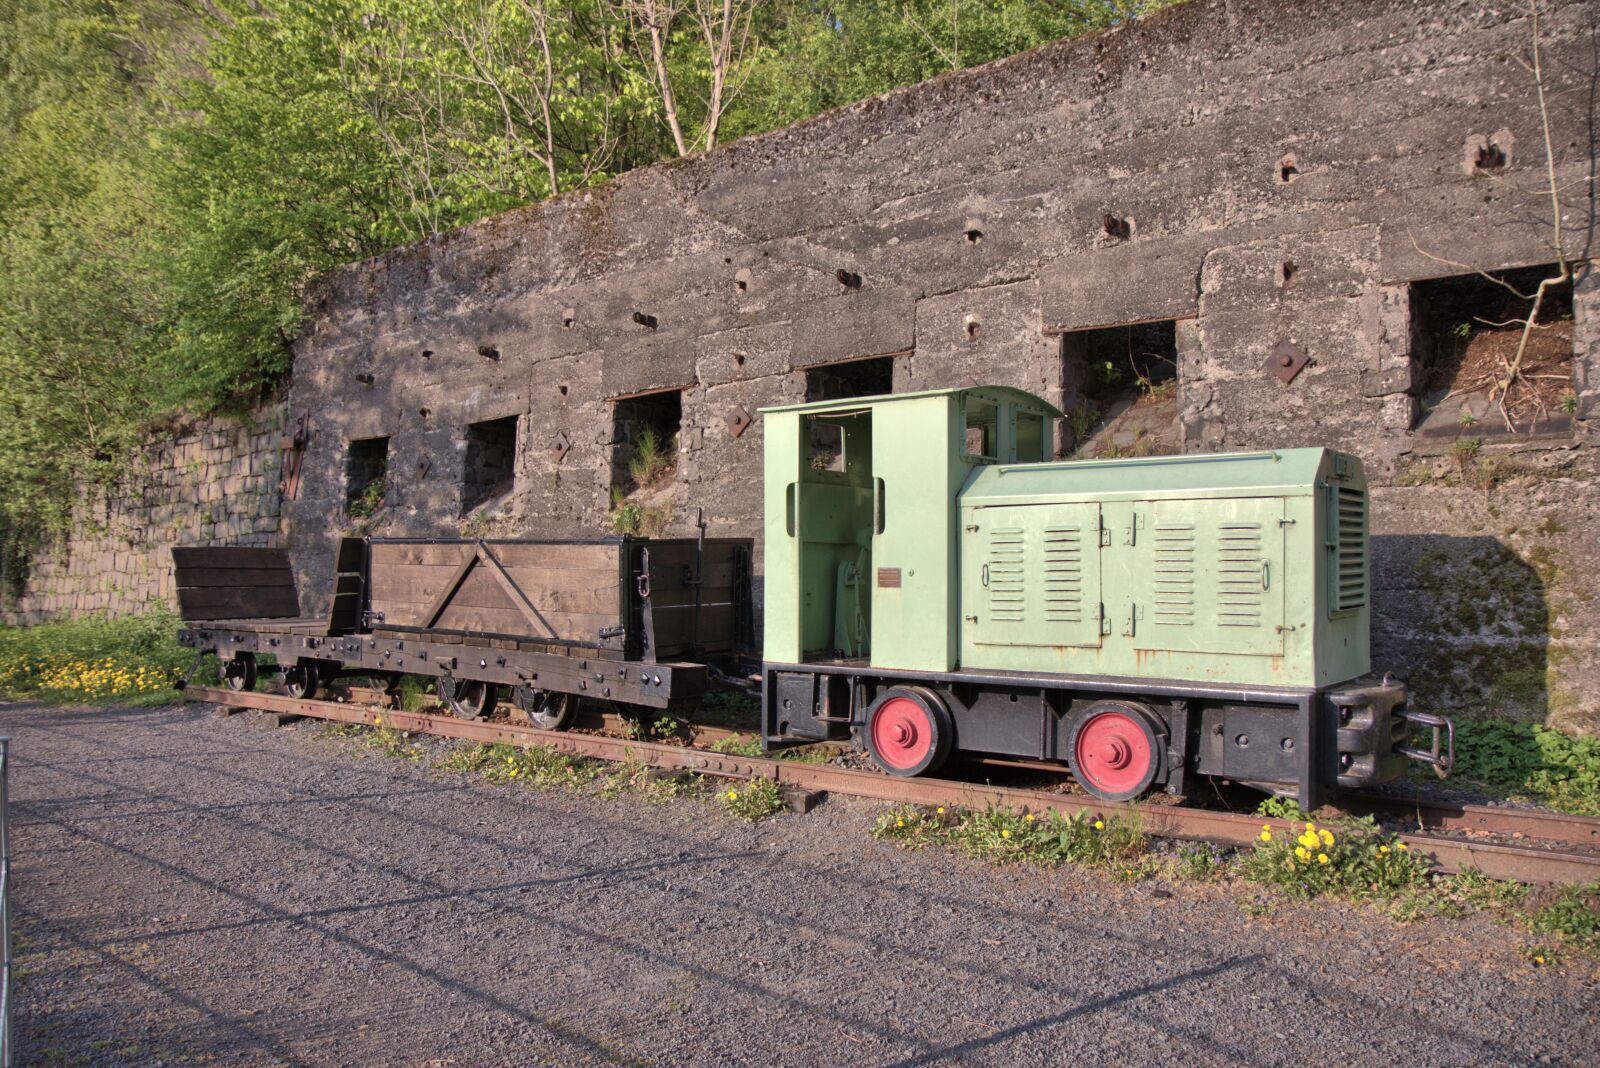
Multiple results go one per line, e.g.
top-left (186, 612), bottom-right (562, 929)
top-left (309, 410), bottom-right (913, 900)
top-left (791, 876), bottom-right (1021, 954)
top-left (185, 687), bottom-right (1600, 886)
top-left (323, 685), bottom-right (756, 749)
top-left (1329, 793), bottom-right (1600, 849)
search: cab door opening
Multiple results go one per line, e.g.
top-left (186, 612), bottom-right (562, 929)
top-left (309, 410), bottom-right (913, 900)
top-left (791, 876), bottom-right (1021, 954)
top-left (794, 410), bottom-right (874, 661)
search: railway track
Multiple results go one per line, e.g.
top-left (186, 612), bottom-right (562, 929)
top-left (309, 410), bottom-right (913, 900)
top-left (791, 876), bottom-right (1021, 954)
top-left (186, 685), bottom-right (1600, 886)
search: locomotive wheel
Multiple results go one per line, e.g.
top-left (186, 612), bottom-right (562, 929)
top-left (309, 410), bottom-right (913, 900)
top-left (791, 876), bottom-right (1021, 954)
top-left (1066, 701), bottom-right (1164, 802)
top-left (224, 653), bottom-right (257, 693)
top-left (284, 662), bottom-right (320, 700)
top-left (517, 686), bottom-right (576, 731)
top-left (863, 687), bottom-right (953, 777)
top-left (447, 679), bottom-right (497, 721)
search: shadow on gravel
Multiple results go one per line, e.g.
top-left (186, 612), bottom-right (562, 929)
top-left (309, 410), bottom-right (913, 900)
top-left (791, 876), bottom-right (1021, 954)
top-left (887, 955), bottom-right (1262, 1066)
top-left (17, 800), bottom-right (756, 1066)
top-left (13, 903), bottom-right (305, 1065)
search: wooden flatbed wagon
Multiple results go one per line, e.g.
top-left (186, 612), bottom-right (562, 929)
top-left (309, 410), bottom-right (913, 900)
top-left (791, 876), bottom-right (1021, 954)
top-left (174, 535), bottom-right (753, 722)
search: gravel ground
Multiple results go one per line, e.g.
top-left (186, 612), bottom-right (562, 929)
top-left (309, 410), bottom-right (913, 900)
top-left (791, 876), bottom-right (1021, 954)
top-left (4, 699), bottom-right (1598, 1067)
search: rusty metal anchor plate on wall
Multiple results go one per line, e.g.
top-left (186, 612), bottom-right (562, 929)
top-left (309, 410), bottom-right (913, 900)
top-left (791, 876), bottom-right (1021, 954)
top-left (725, 406), bottom-right (752, 438)
top-left (1266, 340), bottom-right (1309, 384)
top-left (549, 431), bottom-right (571, 462)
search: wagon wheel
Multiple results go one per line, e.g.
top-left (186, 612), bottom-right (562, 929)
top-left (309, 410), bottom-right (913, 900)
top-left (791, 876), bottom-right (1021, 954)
top-left (446, 679), bottom-right (497, 721)
top-left (224, 653), bottom-right (257, 693)
top-left (516, 686), bottom-right (576, 731)
top-left (1065, 701), bottom-right (1164, 802)
top-left (863, 687), bottom-right (953, 777)
top-left (284, 662), bottom-right (320, 701)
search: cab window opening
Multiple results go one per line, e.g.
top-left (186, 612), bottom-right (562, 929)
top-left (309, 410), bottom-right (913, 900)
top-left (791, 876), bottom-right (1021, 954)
top-left (964, 396), bottom-right (999, 462)
top-left (809, 420), bottom-right (846, 473)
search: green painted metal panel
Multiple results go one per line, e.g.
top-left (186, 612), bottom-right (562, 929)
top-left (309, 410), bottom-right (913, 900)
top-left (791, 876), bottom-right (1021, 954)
top-left (1129, 497), bottom-right (1285, 657)
top-left (866, 393), bottom-right (963, 671)
top-left (961, 502), bottom-right (1104, 652)
top-left (761, 411), bottom-right (804, 664)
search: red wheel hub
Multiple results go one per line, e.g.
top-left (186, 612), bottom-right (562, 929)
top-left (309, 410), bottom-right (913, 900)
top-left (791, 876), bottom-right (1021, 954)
top-left (1073, 710), bottom-right (1154, 795)
top-left (870, 696), bottom-right (934, 770)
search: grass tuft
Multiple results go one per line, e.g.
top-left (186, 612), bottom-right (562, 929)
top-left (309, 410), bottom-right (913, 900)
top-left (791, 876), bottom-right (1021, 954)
top-left (717, 778), bottom-right (783, 821)
top-left (872, 803), bottom-right (1147, 872)
top-left (1240, 815), bottom-right (1429, 900)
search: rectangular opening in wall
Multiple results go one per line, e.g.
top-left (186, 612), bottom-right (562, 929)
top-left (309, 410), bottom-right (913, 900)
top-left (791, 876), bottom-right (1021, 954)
top-left (461, 415), bottom-right (519, 516)
top-left (345, 436), bottom-right (389, 518)
top-left (1061, 320), bottom-right (1179, 458)
top-left (804, 354), bottom-right (895, 402)
top-left (1411, 264), bottom-right (1575, 439)
top-left (611, 388), bottom-right (682, 498)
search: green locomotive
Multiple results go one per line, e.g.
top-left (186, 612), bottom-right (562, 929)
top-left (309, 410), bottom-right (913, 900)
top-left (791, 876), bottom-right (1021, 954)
top-left (760, 386), bottom-right (1452, 810)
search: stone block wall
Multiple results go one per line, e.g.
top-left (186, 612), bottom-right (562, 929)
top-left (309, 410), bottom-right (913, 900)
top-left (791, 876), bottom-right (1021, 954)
top-left (3, 403), bottom-right (288, 623)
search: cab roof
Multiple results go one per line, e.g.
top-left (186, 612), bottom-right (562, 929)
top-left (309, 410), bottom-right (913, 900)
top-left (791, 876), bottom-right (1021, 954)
top-left (760, 385), bottom-right (1063, 418)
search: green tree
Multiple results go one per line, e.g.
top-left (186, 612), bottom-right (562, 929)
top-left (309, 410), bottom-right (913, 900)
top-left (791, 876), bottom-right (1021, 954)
top-left (0, 0), bottom-right (175, 563)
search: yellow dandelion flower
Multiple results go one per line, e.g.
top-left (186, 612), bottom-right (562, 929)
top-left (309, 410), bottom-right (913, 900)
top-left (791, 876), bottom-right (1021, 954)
top-left (1397, 843), bottom-right (1408, 852)
top-left (1305, 822), bottom-right (1316, 833)
top-left (1534, 955), bottom-right (1546, 966)
top-left (1317, 853), bottom-right (1329, 865)
top-left (1001, 829), bottom-right (1012, 839)
top-left (896, 819), bottom-right (905, 828)
top-left (1259, 830), bottom-right (1272, 842)
top-left (1025, 814), bottom-right (1035, 823)
top-left (936, 807), bottom-right (945, 815)
top-left (727, 790), bottom-right (739, 801)
top-left (1295, 846), bottom-right (1310, 861)
top-left (1379, 845), bottom-right (1390, 855)
top-left (1319, 830), bottom-right (1334, 847)
top-left (1095, 820), bottom-right (1105, 830)
top-left (1262, 824), bottom-right (1272, 832)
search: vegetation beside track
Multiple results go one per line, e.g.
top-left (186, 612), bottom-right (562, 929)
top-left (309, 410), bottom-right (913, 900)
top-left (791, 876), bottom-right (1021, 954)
top-left (0, 609), bottom-right (214, 704)
top-left (1448, 720), bottom-right (1600, 816)
top-left (308, 711), bottom-right (1600, 967)
top-left (871, 795), bottom-right (1600, 966)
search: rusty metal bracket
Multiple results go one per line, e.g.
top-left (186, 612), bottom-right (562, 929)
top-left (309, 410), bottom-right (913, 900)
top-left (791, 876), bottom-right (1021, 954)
top-left (1266, 340), bottom-right (1309, 384)
top-left (279, 412), bottom-right (311, 501)
top-left (725, 406), bottom-right (752, 438)
top-left (549, 431), bottom-right (571, 462)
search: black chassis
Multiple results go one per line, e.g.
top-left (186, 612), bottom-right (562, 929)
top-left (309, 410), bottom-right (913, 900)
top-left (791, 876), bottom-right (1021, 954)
top-left (761, 662), bottom-right (1416, 812)
top-left (179, 623), bottom-right (707, 710)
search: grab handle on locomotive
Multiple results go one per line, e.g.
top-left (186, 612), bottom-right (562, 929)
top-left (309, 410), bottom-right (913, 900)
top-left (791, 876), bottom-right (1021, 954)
top-left (1397, 709), bottom-right (1455, 778)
